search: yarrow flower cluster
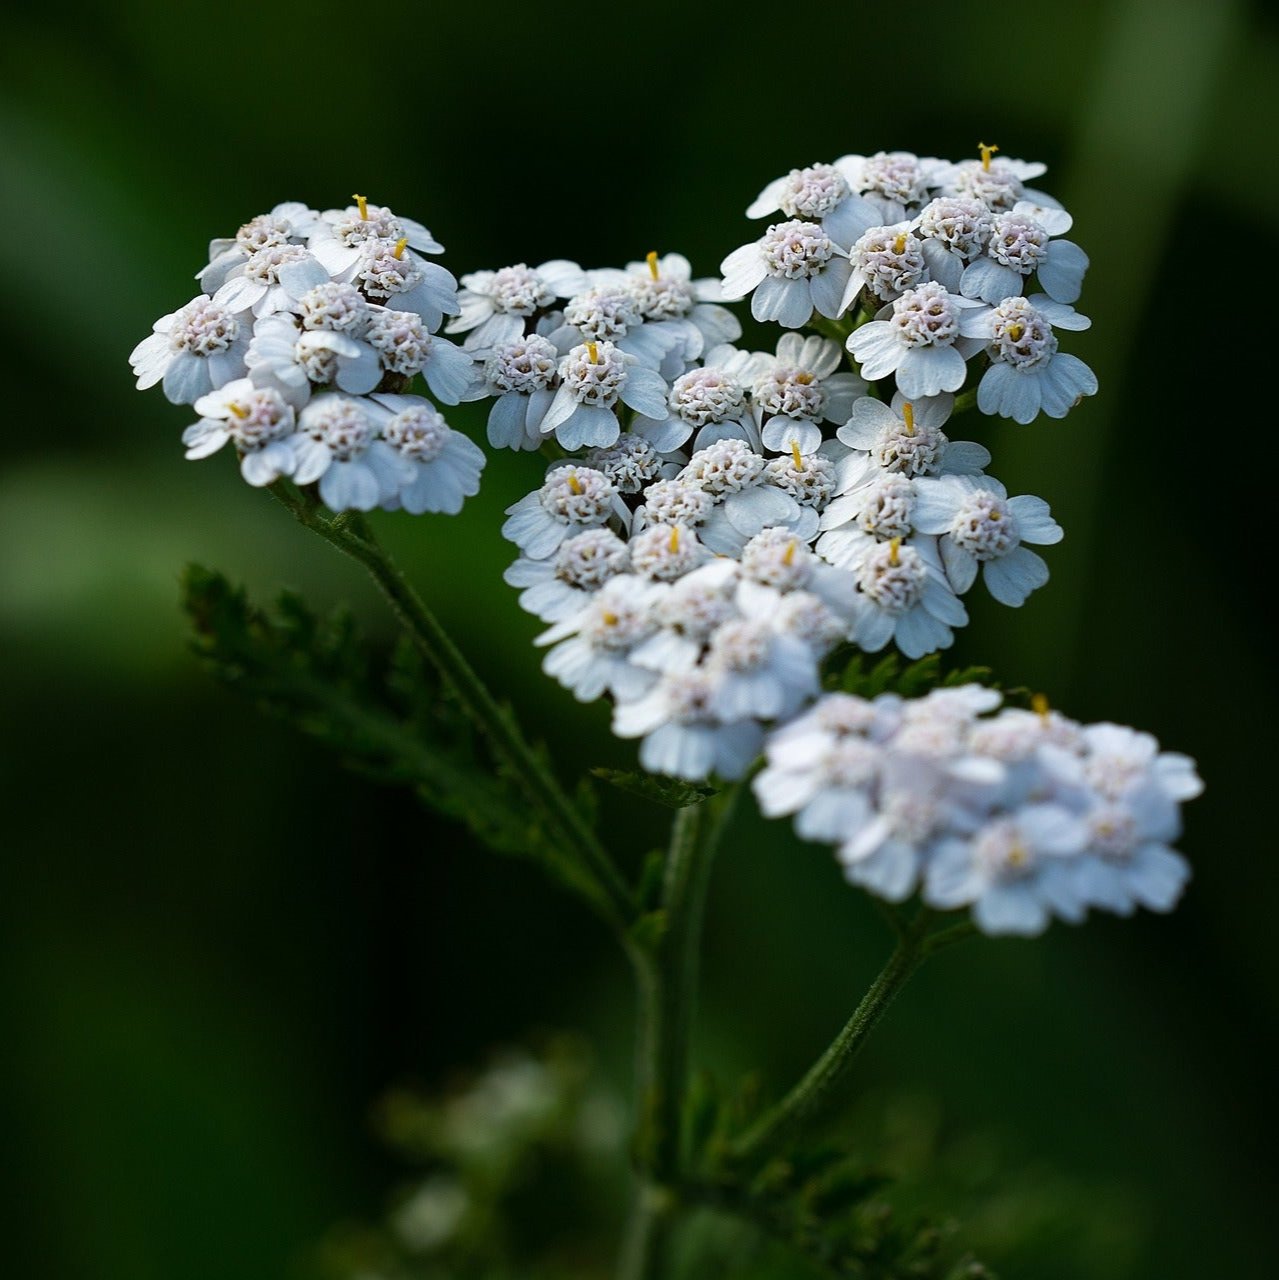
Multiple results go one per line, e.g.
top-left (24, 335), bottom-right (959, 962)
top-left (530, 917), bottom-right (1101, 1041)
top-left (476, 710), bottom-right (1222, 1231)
top-left (130, 195), bottom-right (484, 513)
top-left (132, 153), bottom-right (1201, 940)
top-left (755, 689), bottom-right (1202, 935)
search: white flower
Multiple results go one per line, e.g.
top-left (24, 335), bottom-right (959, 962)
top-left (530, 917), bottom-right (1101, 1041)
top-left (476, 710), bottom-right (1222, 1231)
top-left (720, 219), bottom-right (853, 328)
top-left (835, 151), bottom-right (938, 220)
top-left (628, 523), bottom-right (711, 582)
top-left (747, 163), bottom-right (852, 221)
top-left (832, 396), bottom-right (990, 485)
top-left (935, 153), bottom-right (1055, 212)
top-left (292, 393), bottom-right (411, 512)
top-left (960, 207), bottom-right (1089, 305)
top-left (308, 198), bottom-right (443, 278)
top-left (539, 341), bottom-right (669, 451)
top-left (617, 252), bottom-right (742, 361)
top-left (849, 536), bottom-right (967, 658)
top-left (612, 667), bottom-right (764, 781)
top-left (212, 243), bottom-right (330, 317)
top-left (370, 395), bottom-right (485, 515)
top-left (478, 335), bottom-right (562, 451)
top-left (630, 560), bottom-right (740, 674)
top-left (296, 281), bottom-right (372, 336)
top-left (705, 617), bottom-right (818, 721)
top-left (363, 309), bottom-right (474, 403)
top-left (1073, 790), bottom-right (1192, 916)
top-left (842, 222), bottom-right (929, 307)
top-left (180, 378), bottom-right (301, 486)
top-left (753, 333), bottom-right (867, 455)
top-left (736, 527), bottom-right (856, 624)
top-left (447, 260), bottom-right (589, 352)
top-left (678, 441), bottom-right (805, 555)
top-left (354, 241), bottom-right (460, 331)
top-left (960, 295), bottom-right (1097, 423)
top-left (910, 474), bottom-right (1062, 605)
top-left (548, 285), bottom-right (680, 370)
top-left (536, 576), bottom-right (663, 703)
top-left (913, 197), bottom-right (994, 292)
top-left (504, 528), bottom-right (631, 623)
top-left (639, 477), bottom-right (717, 531)
top-left (638, 360), bottom-right (759, 453)
top-left (847, 283), bottom-right (985, 398)
top-left (247, 313), bottom-right (379, 397)
top-left (925, 806), bottom-right (1088, 935)
top-left (763, 450), bottom-right (837, 513)
top-left (199, 201), bottom-right (321, 292)
top-left (816, 472), bottom-right (919, 570)
top-left (501, 465), bottom-right (626, 559)
top-left (130, 294), bottom-right (251, 404)
top-left (584, 433), bottom-right (680, 494)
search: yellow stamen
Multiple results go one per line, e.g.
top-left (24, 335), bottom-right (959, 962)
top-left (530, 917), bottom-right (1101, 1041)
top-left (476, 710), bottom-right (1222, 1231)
top-left (1007, 322), bottom-right (1024, 342)
top-left (795, 371), bottom-right (814, 384)
top-left (889, 536), bottom-right (901, 567)
top-left (392, 236), bottom-right (408, 260)
top-left (902, 402), bottom-right (915, 436)
top-left (1031, 692), bottom-right (1051, 723)
top-left (783, 540), bottom-right (797, 566)
top-left (893, 232), bottom-right (907, 254)
top-left (669, 526), bottom-right (681, 553)
top-left (586, 341), bottom-right (599, 364)
top-left (1007, 842), bottom-right (1028, 868)
top-left (602, 611), bottom-right (619, 626)
top-left (646, 250), bottom-right (660, 280)
top-left (228, 402), bottom-right (249, 419)
top-left (790, 440), bottom-right (804, 471)
top-left (978, 141), bottom-right (999, 172)
top-left (353, 193), bottom-right (369, 220)
top-left (568, 472), bottom-right (584, 495)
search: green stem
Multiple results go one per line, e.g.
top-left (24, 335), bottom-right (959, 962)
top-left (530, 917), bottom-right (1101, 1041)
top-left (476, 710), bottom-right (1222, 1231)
top-left (621, 788), bottom-right (738, 1279)
top-left (269, 482), bottom-right (635, 935)
top-left (727, 911), bottom-right (943, 1172)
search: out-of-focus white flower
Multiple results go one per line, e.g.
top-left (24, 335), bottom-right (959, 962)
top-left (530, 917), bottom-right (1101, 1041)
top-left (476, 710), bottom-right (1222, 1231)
top-left (504, 528), bottom-right (631, 623)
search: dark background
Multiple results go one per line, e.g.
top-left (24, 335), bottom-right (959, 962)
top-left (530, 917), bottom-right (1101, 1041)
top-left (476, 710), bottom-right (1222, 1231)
top-left (2, 0), bottom-right (1275, 1275)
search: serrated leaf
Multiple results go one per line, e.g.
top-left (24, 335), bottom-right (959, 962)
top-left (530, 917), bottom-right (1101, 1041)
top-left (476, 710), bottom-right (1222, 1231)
top-left (591, 767), bottom-right (718, 809)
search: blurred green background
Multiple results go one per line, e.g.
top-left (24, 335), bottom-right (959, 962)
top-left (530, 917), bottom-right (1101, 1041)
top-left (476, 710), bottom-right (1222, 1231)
top-left (2, 0), bottom-right (1276, 1275)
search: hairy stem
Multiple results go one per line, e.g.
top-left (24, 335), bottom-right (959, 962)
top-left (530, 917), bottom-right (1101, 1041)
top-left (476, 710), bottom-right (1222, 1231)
top-left (268, 482), bottom-right (635, 934)
top-left (621, 788), bottom-right (738, 1279)
top-left (727, 910), bottom-right (969, 1172)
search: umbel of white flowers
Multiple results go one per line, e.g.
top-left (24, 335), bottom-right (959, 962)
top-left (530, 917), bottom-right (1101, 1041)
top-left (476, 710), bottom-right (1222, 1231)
top-left (128, 151), bottom-right (1200, 936)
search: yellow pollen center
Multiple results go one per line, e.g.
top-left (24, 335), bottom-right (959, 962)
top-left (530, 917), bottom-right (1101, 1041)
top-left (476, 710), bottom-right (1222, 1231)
top-left (1031, 692), bottom-right (1051, 723)
top-left (889, 536), bottom-right (901, 567)
top-left (1007, 842), bottom-right (1028, 868)
top-left (392, 237), bottom-right (408, 260)
top-left (602, 611), bottom-right (619, 626)
top-left (901, 402), bottom-right (915, 436)
top-left (353, 193), bottom-right (369, 220)
top-left (978, 141), bottom-right (999, 172)
top-left (893, 232), bottom-right (907, 254)
top-left (790, 440), bottom-right (804, 470)
top-left (228, 402), bottom-right (250, 419)
top-left (783, 540), bottom-right (797, 566)
top-left (795, 371), bottom-right (814, 384)
top-left (1007, 322), bottom-right (1024, 342)
top-left (586, 341), bottom-right (599, 364)
top-left (646, 250), bottom-right (660, 280)
top-left (668, 526), bottom-right (681, 553)
top-left (568, 472), bottom-right (584, 495)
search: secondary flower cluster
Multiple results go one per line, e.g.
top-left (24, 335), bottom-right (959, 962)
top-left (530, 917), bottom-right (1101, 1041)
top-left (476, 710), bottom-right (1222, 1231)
top-left (755, 687), bottom-right (1203, 935)
top-left (722, 147), bottom-right (1097, 424)
top-left (129, 197), bottom-right (485, 514)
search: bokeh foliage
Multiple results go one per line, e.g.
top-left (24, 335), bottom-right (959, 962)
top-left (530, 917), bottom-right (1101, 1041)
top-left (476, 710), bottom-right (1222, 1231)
top-left (2, 1), bottom-right (1276, 1275)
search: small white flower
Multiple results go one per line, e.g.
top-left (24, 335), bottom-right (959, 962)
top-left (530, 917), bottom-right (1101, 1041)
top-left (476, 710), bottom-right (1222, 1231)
top-left (213, 243), bottom-right (330, 318)
top-left (914, 197), bottom-right (994, 292)
top-left (296, 281), bottom-right (372, 336)
top-left (847, 283), bottom-right (985, 399)
top-left (925, 806), bottom-right (1088, 936)
top-left (292, 392), bottom-right (411, 512)
top-left (911, 474), bottom-right (1062, 605)
top-left (935, 154), bottom-right (1055, 212)
top-left (630, 560), bottom-right (740, 674)
top-left (628, 523), bottom-right (711, 582)
top-left (849, 536), bottom-right (967, 658)
top-left (364, 309), bottom-right (474, 403)
top-left (309, 199), bottom-right (443, 278)
top-left (539, 340), bottom-right (670, 450)
top-left (817, 472), bottom-right (918, 569)
top-left (747, 162), bottom-right (852, 221)
top-left (753, 334), bottom-right (867, 456)
top-left (638, 361), bottom-right (759, 453)
top-left (199, 201), bottom-right (321, 292)
top-left (612, 667), bottom-right (764, 781)
top-left (247, 313), bottom-right (378, 397)
top-left (584, 433), bottom-right (679, 494)
top-left (549, 285), bottom-right (680, 371)
top-left (960, 295), bottom-right (1097, 423)
top-left (181, 378), bottom-right (301, 486)
top-left (639, 477), bottom-right (717, 531)
top-left (763, 450), bottom-right (837, 513)
top-left (960, 209), bottom-right (1089, 305)
top-left (370, 395), bottom-right (485, 515)
top-left (536, 576), bottom-right (664, 703)
top-left (501, 465), bottom-right (625, 559)
top-left (842, 222), bottom-right (929, 307)
top-left (618, 252), bottom-right (742, 361)
top-left (448, 260), bottom-right (589, 351)
top-left (705, 617), bottom-right (818, 721)
top-left (130, 294), bottom-right (251, 405)
top-left (504, 528), bottom-right (631, 623)
top-left (833, 396), bottom-right (990, 486)
top-left (720, 219), bottom-right (853, 328)
top-left (354, 240), bottom-right (460, 332)
top-left (478, 334), bottom-right (562, 451)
